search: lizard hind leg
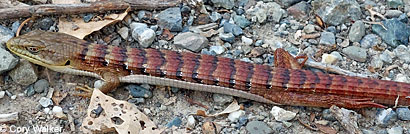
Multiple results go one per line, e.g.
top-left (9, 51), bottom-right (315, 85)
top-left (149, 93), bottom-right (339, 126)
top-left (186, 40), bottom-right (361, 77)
top-left (74, 72), bottom-right (121, 97)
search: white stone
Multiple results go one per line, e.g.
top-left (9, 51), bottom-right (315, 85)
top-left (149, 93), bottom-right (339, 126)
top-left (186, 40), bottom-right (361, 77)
top-left (321, 53), bottom-right (338, 64)
top-left (270, 106), bottom-right (296, 122)
top-left (0, 91), bottom-right (5, 99)
top-left (10, 95), bottom-right (16, 100)
top-left (44, 108), bottom-right (51, 114)
top-left (241, 36), bottom-right (253, 46)
top-left (228, 110), bottom-right (245, 122)
top-left (186, 115), bottom-right (196, 128)
top-left (39, 97), bottom-right (53, 107)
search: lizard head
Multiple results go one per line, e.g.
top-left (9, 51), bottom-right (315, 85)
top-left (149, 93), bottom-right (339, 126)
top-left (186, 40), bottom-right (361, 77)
top-left (6, 30), bottom-right (84, 68)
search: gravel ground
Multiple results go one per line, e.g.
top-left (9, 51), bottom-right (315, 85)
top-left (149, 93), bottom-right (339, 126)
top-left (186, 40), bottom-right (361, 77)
top-left (0, 0), bottom-right (409, 133)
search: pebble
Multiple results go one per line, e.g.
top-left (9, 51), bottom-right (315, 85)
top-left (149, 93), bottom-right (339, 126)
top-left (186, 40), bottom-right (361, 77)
top-left (212, 93), bottom-right (233, 105)
top-left (223, 23), bottom-right (243, 36)
top-left (241, 36), bottom-right (253, 46)
top-left (321, 53), bottom-right (339, 64)
top-left (237, 116), bottom-right (248, 128)
top-left (342, 46), bottom-right (367, 62)
top-left (387, 0), bottom-right (403, 8)
top-left (303, 24), bottom-right (316, 34)
top-left (387, 126), bottom-right (403, 134)
top-left (0, 91), bottom-right (5, 99)
top-left (131, 23), bottom-right (155, 48)
top-left (0, 25), bottom-right (14, 47)
top-left (287, 1), bottom-right (310, 20)
top-left (312, 0), bottom-right (361, 25)
top-left (322, 109), bottom-right (337, 121)
top-left (348, 21), bottom-right (365, 42)
top-left (39, 97), bottom-right (53, 107)
top-left (156, 7), bottom-right (183, 32)
top-left (125, 85), bottom-right (153, 98)
top-left (186, 115), bottom-right (196, 129)
top-left (93, 80), bottom-right (104, 89)
top-left (117, 27), bottom-right (129, 40)
top-left (44, 108), bottom-right (51, 114)
top-left (52, 106), bottom-right (66, 119)
top-left (211, 0), bottom-right (235, 9)
top-left (372, 18), bottom-right (409, 47)
top-left (174, 32), bottom-right (208, 52)
top-left (245, 121), bottom-right (273, 134)
top-left (376, 108), bottom-right (398, 126)
top-left (246, 2), bottom-right (283, 23)
top-left (228, 110), bottom-right (245, 122)
top-left (219, 32), bottom-right (235, 43)
top-left (38, 18), bottom-right (54, 30)
top-left (394, 74), bottom-right (409, 83)
top-left (255, 40), bottom-right (263, 46)
top-left (360, 34), bottom-right (382, 49)
top-left (10, 95), bottom-right (16, 100)
top-left (393, 45), bottom-right (410, 63)
top-left (166, 117), bottom-right (182, 128)
top-left (210, 12), bottom-right (222, 22)
top-left (384, 10), bottom-right (403, 18)
top-left (33, 79), bottom-right (49, 93)
top-left (9, 60), bottom-right (38, 86)
top-left (270, 106), bottom-right (296, 122)
top-left (233, 15), bottom-right (251, 28)
top-left (11, 21), bottom-right (20, 34)
top-left (209, 46), bottom-right (225, 55)
top-left (370, 56), bottom-right (384, 69)
top-left (396, 107), bottom-right (410, 121)
top-left (83, 13), bottom-right (93, 23)
top-left (0, 47), bottom-right (18, 74)
top-left (319, 32), bottom-right (336, 46)
top-left (380, 50), bottom-right (393, 64)
top-left (128, 98), bottom-right (145, 104)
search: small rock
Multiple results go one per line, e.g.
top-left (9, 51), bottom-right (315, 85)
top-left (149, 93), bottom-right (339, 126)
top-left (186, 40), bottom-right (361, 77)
top-left (394, 74), bottom-right (409, 83)
top-left (348, 21), bottom-right (365, 42)
top-left (237, 116), bottom-right (248, 128)
top-left (322, 109), bottom-right (337, 121)
top-left (385, 10), bottom-right (403, 18)
top-left (360, 34), bottom-right (382, 49)
top-left (33, 79), bottom-right (49, 93)
top-left (233, 15), bottom-right (251, 28)
top-left (186, 115), bottom-right (196, 129)
top-left (339, 39), bottom-right (350, 47)
top-left (376, 108), bottom-right (398, 126)
top-left (219, 32), bottom-right (235, 43)
top-left (94, 80), bottom-right (104, 89)
top-left (211, 0), bottom-right (235, 9)
top-left (44, 108), bottom-right (51, 114)
top-left (83, 13), bottom-right (93, 23)
top-left (342, 46), bottom-right (367, 62)
top-left (387, 0), bottom-right (403, 8)
top-left (255, 40), bottom-right (263, 46)
top-left (245, 121), bottom-right (273, 134)
top-left (131, 23), bottom-right (155, 48)
top-left (370, 56), bottom-right (384, 69)
top-left (137, 10), bottom-right (153, 21)
top-left (303, 24), bottom-right (316, 34)
top-left (249, 47), bottom-right (265, 57)
top-left (228, 110), bottom-right (245, 122)
top-left (396, 107), bottom-right (410, 121)
top-left (174, 32), bottom-right (208, 52)
top-left (246, 2), bottom-right (283, 23)
top-left (0, 26), bottom-right (14, 46)
top-left (11, 21), bottom-right (20, 34)
top-left (118, 27), bottom-right (129, 40)
top-left (156, 7), bottom-right (183, 32)
top-left (321, 53), bottom-right (339, 64)
top-left (10, 95), bottom-right (16, 100)
top-left (372, 18), bottom-right (409, 47)
top-left (9, 60), bottom-right (38, 86)
top-left (393, 45), bottom-right (410, 63)
top-left (223, 23), bottom-right (243, 36)
top-left (210, 12), bottom-right (222, 22)
top-left (0, 91), bottom-right (5, 99)
top-left (241, 36), bottom-right (253, 46)
top-left (210, 46), bottom-right (225, 55)
top-left (270, 106), bottom-right (296, 121)
top-left (128, 98), bottom-right (145, 104)
top-left (125, 85), bottom-right (153, 98)
top-left (312, 0), bottom-right (362, 26)
top-left (212, 93), bottom-right (233, 105)
top-left (319, 32), bottom-right (336, 46)
top-left (380, 50), bottom-right (393, 63)
top-left (38, 18), bottom-right (54, 30)
top-left (52, 106), bottom-right (67, 119)
top-left (39, 97), bottom-right (53, 107)
top-left (0, 47), bottom-right (18, 74)
top-left (25, 85), bottom-right (35, 97)
top-left (387, 126), bottom-right (403, 134)
top-left (287, 1), bottom-right (310, 20)
top-left (166, 117), bottom-right (182, 128)
top-left (362, 129), bottom-right (376, 134)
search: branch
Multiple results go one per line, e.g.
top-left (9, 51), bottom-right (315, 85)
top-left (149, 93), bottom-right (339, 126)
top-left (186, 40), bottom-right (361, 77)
top-left (0, 0), bottom-right (181, 20)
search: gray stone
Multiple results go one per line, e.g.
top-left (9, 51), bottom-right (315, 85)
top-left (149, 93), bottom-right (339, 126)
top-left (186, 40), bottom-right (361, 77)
top-left (211, 0), bottom-right (235, 9)
top-left (11, 21), bottom-right (20, 34)
top-left (312, 0), bottom-right (362, 26)
top-left (34, 79), bottom-right (49, 93)
top-left (387, 126), bottom-right (403, 134)
top-left (393, 45), bottom-right (410, 63)
top-left (287, 1), bottom-right (310, 20)
top-left (387, 0), bottom-right (403, 8)
top-left (385, 10), bottom-right (403, 18)
top-left (25, 85), bottom-right (35, 97)
top-left (166, 117), bottom-right (182, 128)
top-left (319, 32), bottom-right (336, 46)
top-left (223, 23), bottom-right (243, 36)
top-left (280, 0), bottom-right (303, 7)
top-left (372, 18), bottom-right (410, 47)
top-left (210, 45), bottom-right (225, 55)
top-left (376, 108), bottom-right (398, 126)
top-left (396, 107), bottom-right (410, 121)
top-left (362, 129), bottom-right (376, 134)
top-left (228, 110), bottom-right (245, 122)
top-left (246, 121), bottom-right (273, 134)
top-left (156, 7), bottom-right (182, 32)
top-left (39, 97), bottom-right (53, 107)
top-left (212, 93), bottom-right (233, 105)
top-left (360, 34), bottom-right (382, 48)
top-left (219, 32), bottom-right (235, 43)
top-left (38, 18), bottom-right (54, 30)
top-left (0, 91), bottom-right (5, 99)
top-left (370, 56), bottom-right (384, 69)
top-left (9, 60), bottom-right (37, 86)
top-left (348, 21), bottom-right (365, 42)
top-left (0, 47), bottom-right (18, 74)
top-left (233, 15), bottom-right (251, 28)
top-left (380, 50), bottom-right (393, 63)
top-left (131, 23), bottom-right (155, 48)
top-left (118, 27), bottom-right (129, 40)
top-left (0, 25), bottom-right (14, 47)
top-left (125, 85), bottom-right (152, 98)
top-left (246, 2), bottom-right (283, 23)
top-left (210, 12), bottom-right (222, 22)
top-left (270, 106), bottom-right (296, 121)
top-left (303, 24), bottom-right (316, 34)
top-left (174, 32), bottom-right (208, 52)
top-left (342, 46), bottom-right (367, 62)
top-left (128, 98), bottom-right (145, 104)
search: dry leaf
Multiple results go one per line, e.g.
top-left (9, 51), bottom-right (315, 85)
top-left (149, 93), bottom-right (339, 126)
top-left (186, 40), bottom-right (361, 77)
top-left (161, 29), bottom-right (174, 40)
top-left (315, 15), bottom-right (326, 28)
top-left (202, 122), bottom-right (217, 134)
top-left (52, 90), bottom-right (67, 105)
top-left (59, 8), bottom-right (130, 39)
top-left (196, 100), bottom-right (241, 117)
top-left (81, 89), bottom-right (164, 134)
top-left (52, 0), bottom-right (81, 4)
top-left (316, 124), bottom-right (337, 134)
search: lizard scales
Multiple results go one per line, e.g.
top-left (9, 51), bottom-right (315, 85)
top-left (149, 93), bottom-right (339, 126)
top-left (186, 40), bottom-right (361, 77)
top-left (6, 30), bottom-right (410, 108)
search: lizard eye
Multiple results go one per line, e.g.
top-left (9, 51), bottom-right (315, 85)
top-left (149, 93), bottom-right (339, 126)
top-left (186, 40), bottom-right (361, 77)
top-left (26, 46), bottom-right (39, 53)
